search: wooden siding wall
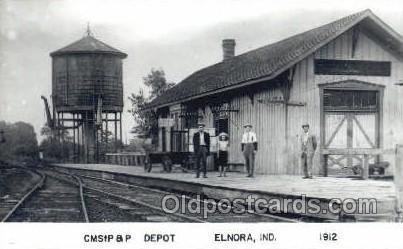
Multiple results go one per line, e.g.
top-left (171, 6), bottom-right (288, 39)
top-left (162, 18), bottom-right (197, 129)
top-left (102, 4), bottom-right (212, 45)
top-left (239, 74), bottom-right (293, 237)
top-left (228, 89), bottom-right (287, 174)
top-left (224, 28), bottom-right (403, 175)
top-left (163, 27), bottom-right (403, 175)
top-left (286, 54), bottom-right (320, 175)
top-left (294, 28), bottom-right (403, 174)
top-left (193, 87), bottom-right (286, 174)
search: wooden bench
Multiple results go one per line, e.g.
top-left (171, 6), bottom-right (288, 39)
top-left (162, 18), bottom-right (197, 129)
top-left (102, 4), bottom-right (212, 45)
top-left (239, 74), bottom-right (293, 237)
top-left (321, 148), bottom-right (384, 179)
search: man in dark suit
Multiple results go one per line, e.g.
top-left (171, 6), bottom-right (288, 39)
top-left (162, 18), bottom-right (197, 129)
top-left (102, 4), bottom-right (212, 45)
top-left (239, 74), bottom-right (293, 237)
top-left (193, 123), bottom-right (210, 178)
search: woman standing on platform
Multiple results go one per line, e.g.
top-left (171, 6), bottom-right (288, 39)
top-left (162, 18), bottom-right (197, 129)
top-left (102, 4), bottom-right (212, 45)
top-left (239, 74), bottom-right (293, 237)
top-left (217, 132), bottom-right (229, 177)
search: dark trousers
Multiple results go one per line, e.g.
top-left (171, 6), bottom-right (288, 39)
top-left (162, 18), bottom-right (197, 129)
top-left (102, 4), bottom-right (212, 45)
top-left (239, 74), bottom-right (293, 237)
top-left (301, 152), bottom-right (313, 177)
top-left (243, 143), bottom-right (255, 176)
top-left (195, 146), bottom-right (208, 176)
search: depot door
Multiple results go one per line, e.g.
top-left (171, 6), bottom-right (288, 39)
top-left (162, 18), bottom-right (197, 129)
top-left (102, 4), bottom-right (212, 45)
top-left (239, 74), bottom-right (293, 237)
top-left (322, 87), bottom-right (381, 176)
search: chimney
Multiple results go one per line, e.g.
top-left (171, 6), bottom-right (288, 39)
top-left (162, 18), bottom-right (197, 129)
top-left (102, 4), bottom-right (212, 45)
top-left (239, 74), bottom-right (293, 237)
top-left (222, 39), bottom-right (236, 61)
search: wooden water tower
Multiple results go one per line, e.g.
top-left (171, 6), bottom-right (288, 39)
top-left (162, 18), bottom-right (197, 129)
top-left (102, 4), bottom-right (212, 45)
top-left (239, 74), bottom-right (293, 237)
top-left (48, 29), bottom-right (127, 163)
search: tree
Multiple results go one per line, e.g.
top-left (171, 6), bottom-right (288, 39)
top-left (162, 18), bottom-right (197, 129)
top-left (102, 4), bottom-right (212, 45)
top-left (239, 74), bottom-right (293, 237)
top-left (39, 124), bottom-right (73, 162)
top-left (39, 137), bottom-right (64, 161)
top-left (143, 69), bottom-right (175, 100)
top-left (0, 121), bottom-right (39, 163)
top-left (128, 69), bottom-right (174, 139)
top-left (98, 129), bottom-right (123, 154)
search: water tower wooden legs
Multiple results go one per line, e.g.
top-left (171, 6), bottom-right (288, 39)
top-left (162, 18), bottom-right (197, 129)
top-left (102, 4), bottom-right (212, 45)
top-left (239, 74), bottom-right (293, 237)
top-left (83, 111), bottom-right (95, 163)
top-left (72, 113), bottom-right (76, 162)
top-left (105, 113), bottom-right (108, 157)
top-left (56, 111), bottom-right (122, 164)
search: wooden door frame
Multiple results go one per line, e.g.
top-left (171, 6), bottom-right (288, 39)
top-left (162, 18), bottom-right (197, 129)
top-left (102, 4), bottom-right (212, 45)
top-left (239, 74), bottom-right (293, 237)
top-left (318, 80), bottom-right (385, 175)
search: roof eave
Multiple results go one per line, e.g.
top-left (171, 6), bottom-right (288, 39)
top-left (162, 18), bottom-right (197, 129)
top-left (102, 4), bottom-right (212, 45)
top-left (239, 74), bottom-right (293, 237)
top-left (50, 50), bottom-right (128, 58)
top-left (147, 10), bottom-right (403, 110)
top-left (147, 14), bottom-right (369, 110)
top-left (365, 11), bottom-right (403, 45)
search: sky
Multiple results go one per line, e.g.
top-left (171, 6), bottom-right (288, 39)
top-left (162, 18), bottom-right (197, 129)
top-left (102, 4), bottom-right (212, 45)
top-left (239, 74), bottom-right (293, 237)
top-left (0, 0), bottom-right (403, 143)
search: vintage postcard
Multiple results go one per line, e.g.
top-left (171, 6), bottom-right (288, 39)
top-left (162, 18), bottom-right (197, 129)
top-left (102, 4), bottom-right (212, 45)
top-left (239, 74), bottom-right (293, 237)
top-left (0, 0), bottom-right (403, 248)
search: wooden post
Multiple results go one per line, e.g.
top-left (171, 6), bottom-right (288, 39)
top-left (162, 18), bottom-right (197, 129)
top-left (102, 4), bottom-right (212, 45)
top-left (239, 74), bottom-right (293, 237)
top-left (362, 154), bottom-right (369, 179)
top-left (321, 154), bottom-right (328, 177)
top-left (73, 113), bottom-right (76, 163)
top-left (346, 114), bottom-right (353, 168)
top-left (95, 125), bottom-right (99, 163)
top-left (105, 113), bottom-right (108, 153)
top-left (84, 112), bottom-right (87, 163)
top-left (61, 112), bottom-right (65, 163)
top-left (114, 112), bottom-right (118, 152)
top-left (77, 114), bottom-right (81, 162)
top-left (167, 126), bottom-right (172, 152)
top-left (119, 112), bottom-right (122, 145)
top-left (395, 144), bottom-right (403, 222)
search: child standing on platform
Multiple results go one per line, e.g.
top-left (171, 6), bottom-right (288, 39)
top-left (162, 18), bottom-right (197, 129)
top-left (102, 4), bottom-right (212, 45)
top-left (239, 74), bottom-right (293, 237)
top-left (217, 132), bottom-right (229, 177)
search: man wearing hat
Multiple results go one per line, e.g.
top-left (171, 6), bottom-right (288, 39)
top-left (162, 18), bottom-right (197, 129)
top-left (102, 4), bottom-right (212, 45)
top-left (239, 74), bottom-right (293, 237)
top-left (241, 124), bottom-right (258, 177)
top-left (300, 123), bottom-right (317, 179)
top-left (193, 123), bottom-right (210, 178)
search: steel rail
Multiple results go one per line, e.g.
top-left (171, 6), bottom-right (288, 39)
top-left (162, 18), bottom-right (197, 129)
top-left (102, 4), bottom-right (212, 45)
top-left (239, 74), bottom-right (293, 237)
top-left (41, 169), bottom-right (205, 223)
top-left (79, 174), bottom-right (299, 223)
top-left (32, 169), bottom-right (91, 223)
top-left (72, 175), bottom-right (90, 223)
top-left (81, 183), bottom-right (207, 223)
top-left (1, 170), bottom-right (46, 222)
top-left (45, 167), bottom-right (301, 222)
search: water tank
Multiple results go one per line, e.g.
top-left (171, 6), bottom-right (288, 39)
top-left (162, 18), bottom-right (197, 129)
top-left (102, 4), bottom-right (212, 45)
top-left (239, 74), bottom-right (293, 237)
top-left (50, 34), bottom-right (127, 112)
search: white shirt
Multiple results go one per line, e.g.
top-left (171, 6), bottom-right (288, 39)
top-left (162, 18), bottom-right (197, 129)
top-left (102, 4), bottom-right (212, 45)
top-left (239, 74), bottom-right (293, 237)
top-left (303, 132), bottom-right (309, 145)
top-left (199, 131), bottom-right (205, 145)
top-left (218, 140), bottom-right (229, 151)
top-left (241, 131), bottom-right (257, 143)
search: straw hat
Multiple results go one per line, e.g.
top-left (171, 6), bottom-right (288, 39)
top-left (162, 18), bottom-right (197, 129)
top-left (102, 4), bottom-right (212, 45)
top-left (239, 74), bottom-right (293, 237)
top-left (218, 132), bottom-right (228, 137)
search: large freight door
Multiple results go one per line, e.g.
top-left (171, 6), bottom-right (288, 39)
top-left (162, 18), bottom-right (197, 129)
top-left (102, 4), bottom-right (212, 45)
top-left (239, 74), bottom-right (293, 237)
top-left (323, 89), bottom-right (380, 176)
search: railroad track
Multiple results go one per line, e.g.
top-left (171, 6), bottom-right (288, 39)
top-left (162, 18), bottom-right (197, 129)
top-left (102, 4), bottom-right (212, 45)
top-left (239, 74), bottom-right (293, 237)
top-left (3, 171), bottom-right (88, 222)
top-left (0, 167), bottom-right (45, 222)
top-left (4, 166), bottom-right (332, 222)
top-left (41, 169), bottom-right (199, 222)
top-left (43, 168), bottom-right (302, 222)
top-left (78, 174), bottom-right (299, 222)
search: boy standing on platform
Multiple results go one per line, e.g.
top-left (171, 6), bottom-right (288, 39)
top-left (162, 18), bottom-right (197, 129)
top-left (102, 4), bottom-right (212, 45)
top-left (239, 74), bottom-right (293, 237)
top-left (241, 124), bottom-right (258, 177)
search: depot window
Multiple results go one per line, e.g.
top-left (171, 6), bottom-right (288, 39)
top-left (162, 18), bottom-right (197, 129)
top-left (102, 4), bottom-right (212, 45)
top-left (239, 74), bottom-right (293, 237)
top-left (323, 90), bottom-right (378, 112)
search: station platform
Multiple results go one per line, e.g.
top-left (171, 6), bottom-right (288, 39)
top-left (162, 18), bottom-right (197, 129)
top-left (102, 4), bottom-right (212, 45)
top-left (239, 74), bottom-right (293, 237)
top-left (51, 163), bottom-right (397, 221)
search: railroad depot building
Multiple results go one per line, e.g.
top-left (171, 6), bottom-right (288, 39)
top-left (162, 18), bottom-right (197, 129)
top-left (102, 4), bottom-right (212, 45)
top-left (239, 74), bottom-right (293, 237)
top-left (147, 9), bottom-right (403, 176)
